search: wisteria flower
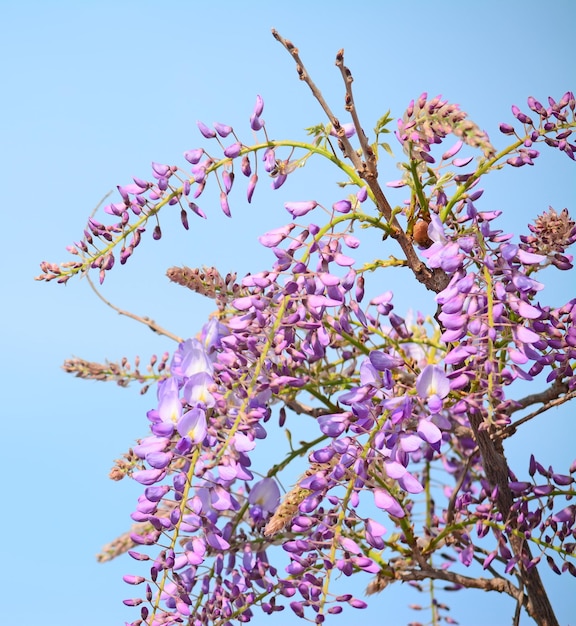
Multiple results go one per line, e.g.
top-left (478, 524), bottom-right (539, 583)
top-left (171, 338), bottom-right (214, 379)
top-left (157, 377), bottom-right (182, 424)
top-left (183, 372), bottom-right (215, 408)
top-left (177, 407), bottom-right (207, 443)
top-left (248, 478), bottom-right (281, 523)
top-left (421, 214), bottom-right (464, 272)
top-left (416, 364), bottom-right (450, 413)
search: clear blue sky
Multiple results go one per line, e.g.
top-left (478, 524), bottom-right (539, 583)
top-left (1, 1), bottom-right (574, 625)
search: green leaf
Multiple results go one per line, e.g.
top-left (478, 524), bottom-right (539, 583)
top-left (374, 109), bottom-right (393, 135)
top-left (305, 123), bottom-right (328, 138)
top-left (379, 142), bottom-right (394, 157)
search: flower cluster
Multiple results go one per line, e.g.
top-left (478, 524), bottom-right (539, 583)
top-left (44, 84), bottom-right (576, 626)
top-left (519, 207), bottom-right (576, 270)
top-left (395, 92), bottom-right (496, 163)
top-left (500, 92), bottom-right (576, 164)
top-left (36, 96), bottom-right (329, 285)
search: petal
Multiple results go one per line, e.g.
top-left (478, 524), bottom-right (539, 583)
top-left (417, 419), bottom-right (442, 444)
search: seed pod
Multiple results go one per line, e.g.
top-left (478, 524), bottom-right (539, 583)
top-left (413, 219), bottom-right (432, 248)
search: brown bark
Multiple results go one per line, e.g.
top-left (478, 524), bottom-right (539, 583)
top-left (468, 413), bottom-right (559, 626)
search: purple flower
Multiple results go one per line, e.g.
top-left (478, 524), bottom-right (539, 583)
top-left (318, 412), bottom-right (352, 437)
top-left (369, 350), bottom-right (404, 371)
top-left (214, 122), bottom-right (233, 137)
top-left (248, 478), bottom-right (280, 522)
top-left (417, 418), bottom-right (442, 447)
top-left (386, 463), bottom-right (424, 494)
top-left (196, 121), bottom-right (216, 138)
top-left (172, 338), bottom-right (214, 379)
top-left (184, 148), bottom-right (203, 164)
top-left (157, 377), bottom-right (182, 424)
top-left (373, 489), bottom-right (405, 517)
top-left (416, 364), bottom-right (450, 413)
top-left (252, 94), bottom-right (264, 117)
top-left (329, 122), bottom-right (356, 138)
top-left (258, 224), bottom-right (296, 248)
top-left (332, 199), bottom-right (352, 214)
top-left (133, 436), bottom-right (170, 459)
top-left (183, 372), bottom-right (215, 408)
top-left (247, 173), bottom-right (258, 203)
top-left (133, 468), bottom-right (167, 485)
top-left (284, 201), bottom-right (318, 217)
top-left (421, 215), bottom-right (464, 272)
top-left (232, 431), bottom-right (256, 452)
top-left (223, 142), bottom-right (242, 158)
top-left (177, 407), bottom-right (207, 443)
top-left (442, 140), bottom-right (463, 160)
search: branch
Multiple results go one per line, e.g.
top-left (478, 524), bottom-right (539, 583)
top-left (334, 49), bottom-right (377, 178)
top-left (271, 29), bottom-right (450, 294)
top-left (283, 398), bottom-right (333, 418)
top-left (445, 455), bottom-right (474, 525)
top-left (468, 411), bottom-right (559, 626)
top-left (270, 29), bottom-right (366, 177)
top-left (502, 380), bottom-right (574, 439)
top-left (367, 561), bottom-right (527, 610)
top-left (85, 272), bottom-right (183, 343)
top-left (507, 379), bottom-right (570, 414)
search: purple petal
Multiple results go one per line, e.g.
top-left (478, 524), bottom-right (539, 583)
top-left (177, 407), bottom-right (207, 443)
top-left (417, 419), bottom-right (442, 444)
top-left (214, 122), bottom-right (233, 137)
top-left (453, 156), bottom-right (474, 167)
top-left (258, 224), bottom-right (295, 247)
top-left (206, 532), bottom-right (230, 550)
top-left (339, 537), bottom-right (362, 554)
top-left (197, 121), bottom-right (216, 138)
top-left (398, 472), bottom-right (424, 494)
top-left (516, 326), bottom-right (540, 344)
top-left (369, 351), bottom-right (404, 370)
top-left (223, 142), bottom-right (242, 158)
top-left (133, 468), bottom-right (167, 485)
top-left (333, 199), bottom-right (352, 214)
top-left (284, 201), bottom-right (318, 217)
top-left (253, 94), bottom-right (264, 117)
top-left (334, 253), bottom-right (355, 267)
top-left (373, 489), bottom-right (404, 517)
top-left (441, 140), bottom-right (463, 160)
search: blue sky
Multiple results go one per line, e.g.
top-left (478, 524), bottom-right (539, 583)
top-left (2, 1), bottom-right (575, 625)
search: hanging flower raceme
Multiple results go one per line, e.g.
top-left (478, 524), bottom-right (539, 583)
top-left (42, 64), bottom-right (576, 625)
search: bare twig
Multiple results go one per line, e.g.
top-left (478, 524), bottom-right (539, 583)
top-left (500, 382), bottom-right (574, 440)
top-left (271, 29), bottom-right (450, 294)
top-left (90, 190), bottom-right (114, 218)
top-left (445, 455), bottom-right (474, 525)
top-left (85, 272), bottom-right (183, 343)
top-left (501, 381), bottom-right (573, 439)
top-left (334, 49), bottom-right (377, 178)
top-left (283, 398), bottom-right (332, 418)
top-left (271, 30), bottom-right (365, 176)
top-left (368, 561), bottom-right (527, 609)
top-left (507, 379), bottom-right (569, 415)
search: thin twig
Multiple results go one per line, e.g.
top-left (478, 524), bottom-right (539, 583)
top-left (372, 562), bottom-right (527, 608)
top-left (507, 379), bottom-right (569, 415)
top-left (271, 29), bottom-right (450, 294)
top-left (513, 593), bottom-right (522, 626)
top-left (90, 190), bottom-right (114, 218)
top-left (283, 398), bottom-right (332, 418)
top-left (271, 30), bottom-right (366, 176)
top-left (501, 383), bottom-right (574, 439)
top-left (85, 272), bottom-right (183, 343)
top-left (334, 49), bottom-right (377, 178)
top-left (445, 455), bottom-right (474, 525)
